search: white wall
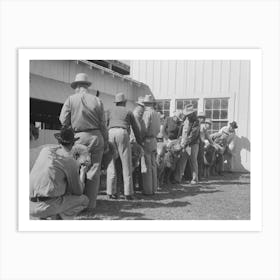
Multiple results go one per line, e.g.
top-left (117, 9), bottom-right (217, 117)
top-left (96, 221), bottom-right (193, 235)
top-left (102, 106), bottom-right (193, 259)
top-left (130, 60), bottom-right (250, 172)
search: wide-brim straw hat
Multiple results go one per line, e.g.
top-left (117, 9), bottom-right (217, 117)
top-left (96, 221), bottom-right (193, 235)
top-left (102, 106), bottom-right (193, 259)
top-left (71, 73), bottom-right (92, 89)
top-left (142, 94), bottom-right (156, 104)
top-left (114, 92), bottom-right (127, 103)
top-left (54, 127), bottom-right (79, 144)
top-left (136, 96), bottom-right (145, 107)
top-left (183, 104), bottom-right (195, 116)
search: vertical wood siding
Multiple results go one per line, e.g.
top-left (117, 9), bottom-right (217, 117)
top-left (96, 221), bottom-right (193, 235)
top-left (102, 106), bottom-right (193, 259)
top-left (130, 60), bottom-right (250, 171)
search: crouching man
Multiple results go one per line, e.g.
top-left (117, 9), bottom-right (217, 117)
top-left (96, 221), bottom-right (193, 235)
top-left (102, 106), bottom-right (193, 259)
top-left (30, 127), bottom-right (89, 220)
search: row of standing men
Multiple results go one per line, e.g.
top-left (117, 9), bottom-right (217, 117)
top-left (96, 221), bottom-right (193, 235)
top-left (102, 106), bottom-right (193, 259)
top-left (58, 72), bottom-right (237, 216)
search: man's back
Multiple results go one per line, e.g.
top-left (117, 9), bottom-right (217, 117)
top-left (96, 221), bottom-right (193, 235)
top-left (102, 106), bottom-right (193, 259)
top-left (108, 106), bottom-right (132, 130)
top-left (30, 146), bottom-right (82, 198)
top-left (143, 107), bottom-right (161, 138)
top-left (60, 91), bottom-right (104, 132)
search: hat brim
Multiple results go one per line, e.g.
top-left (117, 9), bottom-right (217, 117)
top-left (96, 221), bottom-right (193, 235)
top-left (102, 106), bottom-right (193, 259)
top-left (54, 133), bottom-right (80, 144)
top-left (136, 101), bottom-right (145, 107)
top-left (71, 81), bottom-right (92, 89)
top-left (184, 110), bottom-right (195, 116)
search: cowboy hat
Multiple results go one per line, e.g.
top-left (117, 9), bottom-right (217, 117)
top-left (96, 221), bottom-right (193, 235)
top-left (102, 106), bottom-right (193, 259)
top-left (71, 73), bottom-right (92, 89)
top-left (173, 110), bottom-right (183, 121)
top-left (54, 127), bottom-right (79, 144)
top-left (230, 121), bottom-right (238, 129)
top-left (205, 118), bottom-right (212, 125)
top-left (197, 111), bottom-right (206, 118)
top-left (183, 104), bottom-right (195, 116)
top-left (114, 92), bottom-right (127, 103)
top-left (142, 94), bottom-right (156, 104)
top-left (136, 96), bottom-right (145, 107)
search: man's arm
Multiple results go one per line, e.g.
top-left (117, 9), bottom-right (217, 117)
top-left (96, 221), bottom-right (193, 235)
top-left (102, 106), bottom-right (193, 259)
top-left (66, 161), bottom-right (85, 195)
top-left (98, 100), bottom-right (109, 150)
top-left (130, 112), bottom-right (142, 145)
top-left (59, 97), bottom-right (71, 127)
top-left (180, 119), bottom-right (189, 147)
top-left (185, 123), bottom-right (200, 146)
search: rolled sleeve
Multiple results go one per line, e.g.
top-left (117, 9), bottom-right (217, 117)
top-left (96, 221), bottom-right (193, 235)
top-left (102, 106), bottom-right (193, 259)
top-left (59, 97), bottom-right (71, 127)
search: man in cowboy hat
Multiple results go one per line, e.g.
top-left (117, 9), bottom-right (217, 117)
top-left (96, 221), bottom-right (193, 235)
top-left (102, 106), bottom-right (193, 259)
top-left (196, 112), bottom-right (215, 180)
top-left (30, 127), bottom-right (89, 219)
top-left (59, 73), bottom-right (108, 215)
top-left (211, 121), bottom-right (238, 173)
top-left (106, 93), bottom-right (142, 200)
top-left (141, 94), bottom-right (161, 195)
top-left (175, 105), bottom-right (200, 184)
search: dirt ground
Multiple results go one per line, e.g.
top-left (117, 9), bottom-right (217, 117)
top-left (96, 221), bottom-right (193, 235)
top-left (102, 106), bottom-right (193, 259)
top-left (82, 172), bottom-right (250, 220)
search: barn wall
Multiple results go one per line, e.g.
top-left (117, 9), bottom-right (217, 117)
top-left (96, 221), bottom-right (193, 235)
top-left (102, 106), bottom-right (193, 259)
top-left (130, 60), bottom-right (250, 172)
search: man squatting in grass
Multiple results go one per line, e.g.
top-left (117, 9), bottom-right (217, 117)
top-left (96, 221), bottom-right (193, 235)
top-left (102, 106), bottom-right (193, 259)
top-left (30, 127), bottom-right (89, 220)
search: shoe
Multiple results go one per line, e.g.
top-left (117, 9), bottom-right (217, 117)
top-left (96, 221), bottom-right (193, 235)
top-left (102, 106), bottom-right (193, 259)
top-left (190, 180), bottom-right (198, 185)
top-left (108, 194), bottom-right (118, 200)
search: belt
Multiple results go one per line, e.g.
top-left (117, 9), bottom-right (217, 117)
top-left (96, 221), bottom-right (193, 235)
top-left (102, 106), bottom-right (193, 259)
top-left (109, 127), bottom-right (127, 130)
top-left (30, 197), bottom-right (52, 202)
top-left (75, 128), bottom-right (100, 133)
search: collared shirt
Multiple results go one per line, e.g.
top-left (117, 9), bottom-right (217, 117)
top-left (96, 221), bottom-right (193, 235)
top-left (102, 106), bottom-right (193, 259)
top-left (107, 106), bottom-right (142, 145)
top-left (59, 88), bottom-right (108, 144)
top-left (30, 145), bottom-right (83, 198)
top-left (181, 117), bottom-right (200, 146)
top-left (142, 107), bottom-right (161, 138)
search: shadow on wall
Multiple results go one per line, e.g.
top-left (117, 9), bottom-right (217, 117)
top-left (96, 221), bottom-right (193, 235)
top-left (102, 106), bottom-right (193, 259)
top-left (224, 135), bottom-right (250, 172)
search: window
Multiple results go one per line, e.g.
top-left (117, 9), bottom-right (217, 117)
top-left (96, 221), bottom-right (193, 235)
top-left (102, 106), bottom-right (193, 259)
top-left (155, 99), bottom-right (170, 117)
top-left (204, 98), bottom-right (229, 133)
top-left (175, 99), bottom-right (198, 111)
top-left (30, 98), bottom-right (63, 130)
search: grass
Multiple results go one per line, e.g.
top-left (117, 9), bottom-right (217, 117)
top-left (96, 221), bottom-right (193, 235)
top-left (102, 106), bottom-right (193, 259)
top-left (78, 172), bottom-right (250, 220)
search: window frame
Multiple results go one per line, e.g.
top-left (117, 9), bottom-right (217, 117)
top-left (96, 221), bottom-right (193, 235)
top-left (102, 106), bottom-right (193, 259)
top-left (155, 99), bottom-right (171, 117)
top-left (203, 97), bottom-right (230, 134)
top-left (175, 98), bottom-right (199, 111)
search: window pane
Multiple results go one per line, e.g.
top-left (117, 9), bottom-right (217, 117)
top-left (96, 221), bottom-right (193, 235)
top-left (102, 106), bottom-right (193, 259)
top-left (220, 110), bottom-right (228, 119)
top-left (176, 100), bottom-right (183, 110)
top-left (212, 122), bottom-right (219, 131)
top-left (156, 102), bottom-right (163, 111)
top-left (221, 99), bottom-right (228, 109)
top-left (205, 110), bottom-right (212, 118)
top-left (213, 110), bottom-right (220, 119)
top-left (192, 100), bottom-right (198, 109)
top-left (220, 121), bottom-right (228, 128)
top-left (213, 99), bottom-right (220, 109)
top-left (205, 99), bottom-right (212, 109)
top-left (164, 101), bottom-right (170, 110)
